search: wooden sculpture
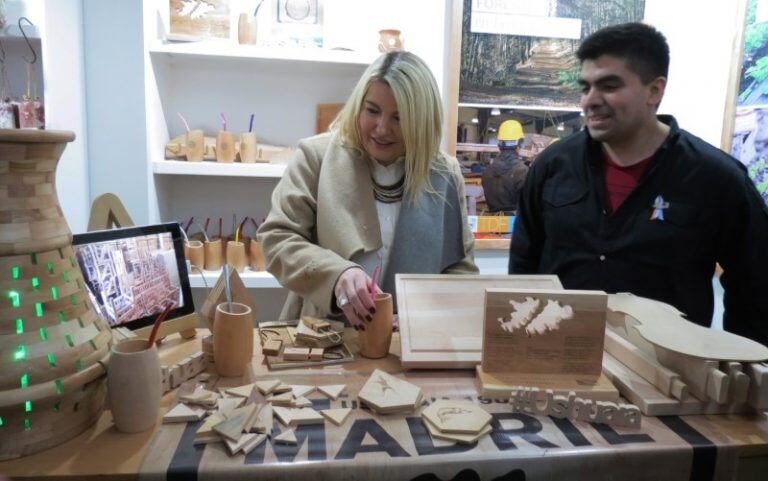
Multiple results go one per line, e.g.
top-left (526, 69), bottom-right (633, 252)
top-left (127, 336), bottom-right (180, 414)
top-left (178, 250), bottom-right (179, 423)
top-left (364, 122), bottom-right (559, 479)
top-left (0, 129), bottom-right (112, 459)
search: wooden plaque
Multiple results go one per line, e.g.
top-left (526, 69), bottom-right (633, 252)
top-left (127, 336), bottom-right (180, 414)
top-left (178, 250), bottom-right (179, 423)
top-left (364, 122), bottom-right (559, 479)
top-left (482, 288), bottom-right (607, 375)
top-left (395, 274), bottom-right (563, 369)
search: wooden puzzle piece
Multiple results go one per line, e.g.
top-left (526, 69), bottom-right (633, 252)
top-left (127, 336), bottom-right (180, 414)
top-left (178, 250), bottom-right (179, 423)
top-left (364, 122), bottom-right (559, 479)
top-left (320, 408), bottom-right (352, 426)
top-left (317, 384), bottom-right (346, 400)
top-left (274, 429), bottom-right (298, 445)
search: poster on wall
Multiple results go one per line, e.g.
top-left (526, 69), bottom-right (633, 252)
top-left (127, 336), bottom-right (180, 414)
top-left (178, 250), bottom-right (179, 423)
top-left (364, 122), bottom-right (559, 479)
top-left (729, 0), bottom-right (768, 203)
top-left (459, 0), bottom-right (645, 109)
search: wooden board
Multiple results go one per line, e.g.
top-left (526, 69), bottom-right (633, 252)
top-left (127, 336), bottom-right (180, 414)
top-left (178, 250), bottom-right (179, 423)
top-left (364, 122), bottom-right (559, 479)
top-left (482, 289), bottom-right (606, 375)
top-left (395, 274), bottom-right (563, 368)
top-left (476, 365), bottom-right (619, 401)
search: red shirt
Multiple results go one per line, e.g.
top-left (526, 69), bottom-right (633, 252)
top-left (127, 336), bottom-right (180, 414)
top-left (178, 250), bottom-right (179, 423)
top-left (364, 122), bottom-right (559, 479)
top-left (603, 151), bottom-right (652, 213)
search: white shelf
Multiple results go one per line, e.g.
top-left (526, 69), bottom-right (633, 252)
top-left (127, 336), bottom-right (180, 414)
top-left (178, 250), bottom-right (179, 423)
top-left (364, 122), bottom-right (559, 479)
top-left (188, 269), bottom-right (282, 289)
top-left (153, 160), bottom-right (286, 178)
top-left (149, 42), bottom-right (376, 66)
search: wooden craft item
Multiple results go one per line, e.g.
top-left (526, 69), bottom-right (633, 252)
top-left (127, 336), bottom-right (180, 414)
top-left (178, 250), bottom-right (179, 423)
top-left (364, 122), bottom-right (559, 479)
top-left (288, 407), bottom-right (325, 426)
top-left (262, 339), bottom-right (282, 356)
top-left (359, 293), bottom-right (394, 359)
top-left (320, 408), bottom-right (352, 426)
top-left (272, 382), bottom-right (293, 394)
top-left (213, 302), bottom-right (254, 377)
top-left (310, 348), bottom-right (324, 360)
top-left (240, 433), bottom-right (268, 455)
top-left (747, 363), bottom-right (768, 409)
top-left (358, 370), bottom-right (422, 414)
top-left (316, 103), bottom-right (344, 134)
top-left (302, 316), bottom-right (331, 332)
top-left (203, 239), bottom-right (223, 271)
top-left (161, 352), bottom-right (206, 394)
top-left (239, 132), bottom-right (258, 162)
top-left (108, 340), bottom-right (162, 433)
top-left (225, 241), bottom-right (247, 273)
top-left (249, 239), bottom-right (266, 271)
top-left (216, 397), bottom-right (244, 414)
top-left (196, 413), bottom-right (226, 436)
top-left (283, 347), bottom-right (311, 361)
top-left (213, 403), bottom-right (256, 442)
top-left (225, 383), bottom-right (255, 398)
top-left (475, 366), bottom-right (619, 401)
top-left (202, 334), bottom-right (214, 363)
top-left (184, 240), bottom-right (205, 268)
top-left (317, 384), bottom-right (346, 400)
top-left (482, 289), bottom-right (607, 375)
top-left (291, 385), bottom-right (316, 398)
top-left (272, 406), bottom-right (293, 426)
top-left (201, 267), bottom-right (256, 332)
top-left (226, 433), bottom-right (258, 455)
top-left (163, 403), bottom-right (205, 423)
top-left (169, 0), bottom-right (230, 40)
top-left (291, 396), bottom-right (313, 408)
top-left (274, 429), bottom-right (298, 445)
top-left (194, 432), bottom-right (222, 445)
top-left (255, 379), bottom-right (282, 395)
top-left (396, 274), bottom-right (564, 368)
top-left (87, 192), bottom-right (135, 231)
top-left (510, 387), bottom-right (642, 428)
top-left (608, 293), bottom-right (768, 361)
top-left (254, 403), bottom-right (273, 433)
top-left (267, 391), bottom-right (294, 406)
top-left (215, 131), bottom-right (236, 163)
top-left (242, 403), bottom-right (265, 433)
top-left (422, 416), bottom-right (492, 445)
top-left (723, 362), bottom-right (750, 405)
top-left (421, 400), bottom-right (491, 435)
top-left (181, 387), bottom-right (220, 408)
top-left (185, 129), bottom-right (205, 161)
top-left (294, 318), bottom-right (344, 348)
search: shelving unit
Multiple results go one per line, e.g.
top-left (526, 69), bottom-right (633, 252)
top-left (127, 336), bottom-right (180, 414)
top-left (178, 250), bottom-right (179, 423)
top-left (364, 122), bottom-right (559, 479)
top-left (189, 269), bottom-right (281, 289)
top-left (153, 160), bottom-right (287, 178)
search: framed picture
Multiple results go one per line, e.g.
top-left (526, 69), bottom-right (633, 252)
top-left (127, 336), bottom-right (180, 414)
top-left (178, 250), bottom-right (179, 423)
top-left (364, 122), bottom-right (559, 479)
top-left (277, 0), bottom-right (319, 24)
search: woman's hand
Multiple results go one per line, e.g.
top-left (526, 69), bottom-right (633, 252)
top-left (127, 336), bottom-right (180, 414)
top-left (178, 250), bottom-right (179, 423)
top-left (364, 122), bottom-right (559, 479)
top-left (334, 267), bottom-right (382, 329)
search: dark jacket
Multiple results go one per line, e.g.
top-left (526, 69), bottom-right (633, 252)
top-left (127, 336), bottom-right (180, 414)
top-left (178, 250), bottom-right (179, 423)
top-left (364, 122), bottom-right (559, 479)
top-left (481, 149), bottom-right (529, 213)
top-left (509, 115), bottom-right (768, 345)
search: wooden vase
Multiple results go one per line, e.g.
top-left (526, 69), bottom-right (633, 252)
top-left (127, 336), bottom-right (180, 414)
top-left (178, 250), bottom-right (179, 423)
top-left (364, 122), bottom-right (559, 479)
top-left (203, 238), bottom-right (223, 271)
top-left (226, 241), bottom-right (247, 273)
top-left (249, 239), bottom-right (266, 271)
top-left (107, 339), bottom-right (161, 433)
top-left (239, 132), bottom-right (258, 163)
top-left (216, 131), bottom-right (235, 163)
top-left (184, 240), bottom-right (204, 269)
top-left (0, 129), bottom-right (112, 459)
top-left (213, 302), bottom-right (254, 376)
top-left (185, 130), bottom-right (204, 162)
top-left (237, 13), bottom-right (258, 45)
top-left (359, 293), bottom-right (393, 359)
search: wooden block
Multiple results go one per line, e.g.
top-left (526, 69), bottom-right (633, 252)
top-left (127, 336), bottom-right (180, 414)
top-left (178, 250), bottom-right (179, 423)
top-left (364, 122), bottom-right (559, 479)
top-left (252, 403), bottom-right (273, 433)
top-left (706, 369), bottom-right (731, 404)
top-left (422, 416), bottom-right (492, 445)
top-left (225, 383), bottom-right (256, 398)
top-left (197, 413), bottom-right (226, 436)
top-left (274, 429), bottom-right (298, 445)
top-left (254, 379), bottom-right (281, 395)
top-left (216, 397), bottom-right (245, 415)
top-left (746, 362), bottom-right (768, 409)
top-left (169, 364), bottom-right (183, 388)
top-left (225, 433), bottom-right (258, 455)
top-left (309, 348), bottom-right (324, 361)
top-left (476, 366), bottom-right (619, 402)
top-left (654, 347), bottom-right (719, 402)
top-left (213, 404), bottom-right (256, 442)
top-left (262, 339), bottom-right (282, 356)
top-left (358, 370), bottom-right (422, 413)
top-left (163, 403), bottom-right (205, 423)
top-left (320, 408), bottom-right (352, 426)
top-left (267, 391), bottom-right (294, 406)
top-left (283, 347), bottom-right (311, 361)
top-left (421, 400), bottom-right (491, 435)
top-left (193, 432), bottom-right (221, 445)
top-left (289, 408), bottom-right (325, 426)
top-left (302, 315), bottom-right (332, 332)
top-left (242, 403), bottom-right (265, 433)
top-left (317, 384), bottom-right (346, 400)
top-left (272, 406), bottom-right (293, 426)
top-left (291, 385), bottom-right (316, 398)
top-left (291, 396), bottom-right (313, 408)
top-left (241, 433), bottom-right (268, 455)
top-left (272, 382), bottom-right (293, 394)
top-left (730, 371), bottom-right (750, 405)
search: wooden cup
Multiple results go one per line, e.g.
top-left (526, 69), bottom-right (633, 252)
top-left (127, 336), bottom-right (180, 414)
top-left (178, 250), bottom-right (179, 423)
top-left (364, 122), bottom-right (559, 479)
top-left (226, 240), bottom-right (247, 272)
top-left (239, 132), bottom-right (258, 163)
top-left (358, 293), bottom-right (393, 359)
top-left (238, 13), bottom-right (258, 45)
top-left (185, 129), bottom-right (205, 162)
top-left (204, 238), bottom-right (223, 271)
top-left (184, 240), bottom-right (205, 269)
top-left (213, 302), bottom-right (254, 376)
top-left (249, 239), bottom-right (266, 271)
top-left (107, 339), bottom-right (161, 433)
top-left (216, 131), bottom-right (236, 163)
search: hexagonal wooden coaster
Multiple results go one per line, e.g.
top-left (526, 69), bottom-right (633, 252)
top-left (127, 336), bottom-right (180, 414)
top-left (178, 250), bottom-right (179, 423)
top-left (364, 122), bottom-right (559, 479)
top-left (421, 400), bottom-right (491, 434)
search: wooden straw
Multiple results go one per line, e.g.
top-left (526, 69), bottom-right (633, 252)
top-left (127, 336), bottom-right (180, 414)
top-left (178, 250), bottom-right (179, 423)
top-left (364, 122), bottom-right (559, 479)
top-left (146, 303), bottom-right (174, 349)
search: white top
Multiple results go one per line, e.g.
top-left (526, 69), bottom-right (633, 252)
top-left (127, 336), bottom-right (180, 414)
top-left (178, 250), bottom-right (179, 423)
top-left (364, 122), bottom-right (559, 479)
top-left (352, 158), bottom-right (405, 287)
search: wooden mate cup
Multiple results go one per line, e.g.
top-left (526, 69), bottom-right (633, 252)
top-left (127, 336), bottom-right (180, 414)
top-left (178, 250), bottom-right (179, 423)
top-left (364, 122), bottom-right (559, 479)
top-left (238, 13), bottom-right (258, 45)
top-left (213, 302), bottom-right (254, 376)
top-left (185, 129), bottom-right (205, 162)
top-left (358, 293), bottom-right (394, 359)
top-left (216, 131), bottom-right (236, 163)
top-left (184, 239), bottom-right (205, 269)
top-left (226, 240), bottom-right (247, 273)
top-left (239, 132), bottom-right (258, 162)
top-left (107, 339), bottom-right (162, 433)
top-left (249, 238), bottom-right (266, 271)
top-left (203, 238), bottom-right (223, 271)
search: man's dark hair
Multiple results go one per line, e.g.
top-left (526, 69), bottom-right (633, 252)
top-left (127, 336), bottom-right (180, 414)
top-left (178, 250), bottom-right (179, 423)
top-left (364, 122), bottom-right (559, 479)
top-left (577, 22), bottom-right (669, 84)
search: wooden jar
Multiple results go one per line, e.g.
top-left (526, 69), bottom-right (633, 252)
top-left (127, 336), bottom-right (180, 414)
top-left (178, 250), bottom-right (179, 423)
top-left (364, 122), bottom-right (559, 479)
top-left (226, 241), bottom-right (247, 273)
top-left (107, 339), bottom-right (161, 433)
top-left (358, 293), bottom-right (393, 359)
top-left (0, 129), bottom-right (112, 459)
top-left (213, 302), bottom-right (254, 376)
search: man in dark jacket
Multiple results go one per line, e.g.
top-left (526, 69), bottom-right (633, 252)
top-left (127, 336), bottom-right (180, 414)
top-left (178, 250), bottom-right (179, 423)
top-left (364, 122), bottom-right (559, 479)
top-left (509, 22), bottom-right (768, 345)
top-left (482, 119), bottom-right (529, 214)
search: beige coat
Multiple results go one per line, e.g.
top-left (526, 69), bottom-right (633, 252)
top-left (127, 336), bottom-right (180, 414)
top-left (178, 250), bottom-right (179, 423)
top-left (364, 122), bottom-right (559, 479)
top-left (257, 133), bottom-right (478, 320)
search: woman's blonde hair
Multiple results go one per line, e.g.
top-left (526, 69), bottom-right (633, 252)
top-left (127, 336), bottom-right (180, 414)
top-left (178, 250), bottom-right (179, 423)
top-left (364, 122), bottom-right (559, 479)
top-left (332, 51), bottom-right (446, 201)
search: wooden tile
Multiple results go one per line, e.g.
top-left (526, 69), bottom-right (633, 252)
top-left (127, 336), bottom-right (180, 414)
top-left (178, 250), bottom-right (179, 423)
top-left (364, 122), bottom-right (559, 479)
top-left (291, 385), bottom-right (316, 398)
top-left (289, 407), bottom-right (324, 426)
top-left (320, 408), bottom-right (352, 426)
top-left (163, 403), bottom-right (204, 423)
top-left (254, 379), bottom-right (282, 395)
top-left (262, 339), bottom-right (282, 356)
top-left (422, 416), bottom-right (492, 445)
top-left (317, 384), bottom-right (346, 400)
top-left (225, 383), bottom-right (255, 398)
top-left (274, 429), bottom-right (298, 445)
top-left (358, 370), bottom-right (421, 413)
top-left (283, 347), bottom-right (311, 361)
top-left (291, 396), bottom-right (313, 408)
top-left (421, 400), bottom-right (491, 435)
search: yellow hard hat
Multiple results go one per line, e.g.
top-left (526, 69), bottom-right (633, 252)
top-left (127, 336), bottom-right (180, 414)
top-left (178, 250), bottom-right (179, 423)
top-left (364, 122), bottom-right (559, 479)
top-left (497, 120), bottom-right (524, 147)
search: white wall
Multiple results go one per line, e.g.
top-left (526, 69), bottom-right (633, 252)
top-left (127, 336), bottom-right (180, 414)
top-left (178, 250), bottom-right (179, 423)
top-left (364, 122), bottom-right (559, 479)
top-left (646, 0), bottom-right (742, 147)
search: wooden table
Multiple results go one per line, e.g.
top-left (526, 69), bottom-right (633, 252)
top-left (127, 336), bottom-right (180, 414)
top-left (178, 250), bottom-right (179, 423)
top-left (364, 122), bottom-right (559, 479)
top-left (2, 329), bottom-right (767, 481)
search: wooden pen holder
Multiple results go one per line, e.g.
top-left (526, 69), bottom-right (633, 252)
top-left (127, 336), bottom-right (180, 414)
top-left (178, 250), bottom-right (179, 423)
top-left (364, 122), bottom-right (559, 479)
top-left (238, 13), bottom-right (258, 45)
top-left (226, 240), bottom-right (247, 273)
top-left (216, 131), bottom-right (236, 163)
top-left (249, 238), bottom-right (266, 271)
top-left (239, 132), bottom-right (258, 163)
top-left (359, 293), bottom-right (394, 359)
top-left (204, 238), bottom-right (223, 271)
top-left (186, 129), bottom-right (205, 162)
top-left (184, 240), bottom-right (205, 269)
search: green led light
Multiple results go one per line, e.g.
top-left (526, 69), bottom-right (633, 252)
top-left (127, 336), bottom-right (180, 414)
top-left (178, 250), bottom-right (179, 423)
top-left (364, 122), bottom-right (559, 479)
top-left (39, 327), bottom-right (48, 341)
top-left (35, 302), bottom-right (43, 317)
top-left (7, 290), bottom-right (20, 308)
top-left (15, 318), bottom-right (24, 335)
top-left (0, 416), bottom-right (4, 426)
top-left (13, 345), bottom-right (26, 361)
top-left (55, 379), bottom-right (63, 394)
top-left (20, 373), bottom-right (28, 389)
top-left (31, 277), bottom-right (39, 290)
top-left (48, 353), bottom-right (56, 366)
top-left (62, 271), bottom-right (70, 283)
top-left (65, 334), bottom-right (74, 347)
top-left (47, 262), bottom-right (54, 274)
top-left (25, 401), bottom-right (32, 413)
top-left (50, 286), bottom-right (59, 300)
top-left (58, 311), bottom-right (66, 323)
top-left (69, 294), bottom-right (77, 306)
top-left (24, 419), bottom-right (30, 430)
top-left (11, 266), bottom-right (20, 280)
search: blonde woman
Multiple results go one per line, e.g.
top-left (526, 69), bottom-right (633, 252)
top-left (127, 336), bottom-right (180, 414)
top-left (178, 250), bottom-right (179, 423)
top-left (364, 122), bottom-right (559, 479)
top-left (258, 51), bottom-right (478, 330)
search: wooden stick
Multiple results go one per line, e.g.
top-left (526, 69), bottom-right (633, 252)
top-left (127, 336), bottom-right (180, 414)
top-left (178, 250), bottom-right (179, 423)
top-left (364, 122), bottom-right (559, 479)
top-left (147, 303), bottom-right (174, 348)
